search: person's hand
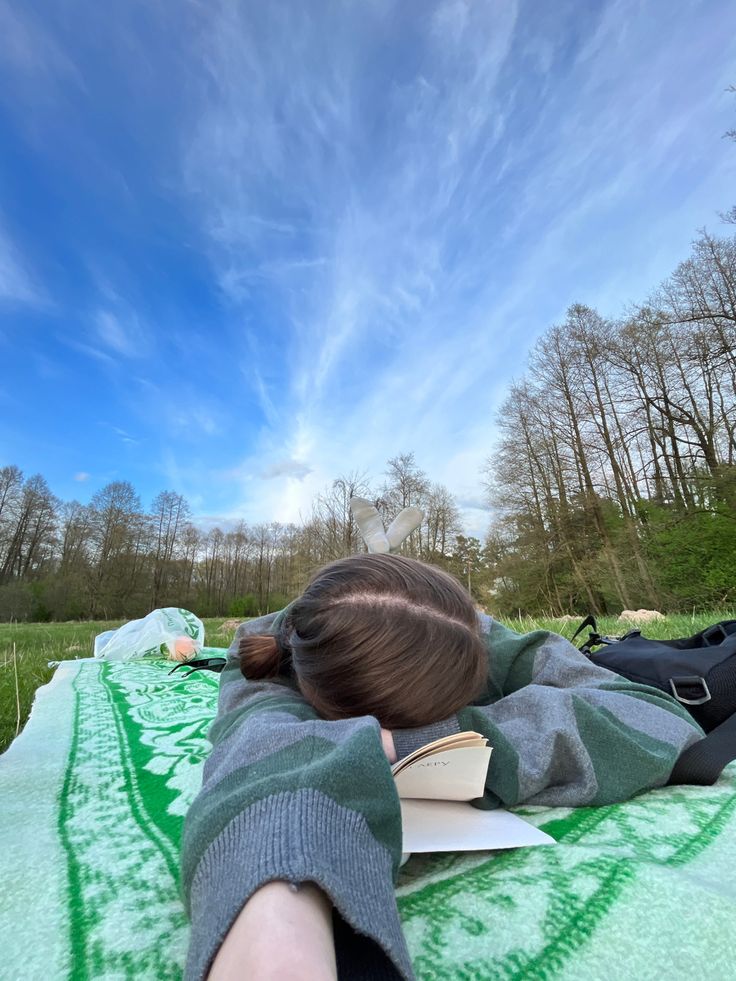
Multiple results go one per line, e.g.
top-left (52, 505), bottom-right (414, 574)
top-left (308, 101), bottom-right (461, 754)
top-left (380, 728), bottom-right (397, 764)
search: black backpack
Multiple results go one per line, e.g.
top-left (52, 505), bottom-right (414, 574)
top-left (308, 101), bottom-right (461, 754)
top-left (572, 617), bottom-right (736, 786)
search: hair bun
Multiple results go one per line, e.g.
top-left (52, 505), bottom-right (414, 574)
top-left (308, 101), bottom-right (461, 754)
top-left (238, 634), bottom-right (283, 679)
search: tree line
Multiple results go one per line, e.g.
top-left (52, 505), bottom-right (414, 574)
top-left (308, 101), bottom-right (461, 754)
top-left (485, 230), bottom-right (736, 615)
top-left (0, 454), bottom-right (482, 621)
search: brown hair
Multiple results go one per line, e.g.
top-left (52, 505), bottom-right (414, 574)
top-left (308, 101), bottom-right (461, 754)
top-left (238, 553), bottom-right (487, 728)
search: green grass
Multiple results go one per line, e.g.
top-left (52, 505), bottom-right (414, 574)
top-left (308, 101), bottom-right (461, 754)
top-left (500, 611), bottom-right (736, 641)
top-left (1, 611), bottom-right (733, 755)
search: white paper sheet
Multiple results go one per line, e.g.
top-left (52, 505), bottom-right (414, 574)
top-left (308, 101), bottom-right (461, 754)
top-left (400, 798), bottom-right (556, 853)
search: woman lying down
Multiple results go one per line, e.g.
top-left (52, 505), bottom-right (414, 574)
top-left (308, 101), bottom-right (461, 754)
top-left (181, 553), bottom-right (703, 981)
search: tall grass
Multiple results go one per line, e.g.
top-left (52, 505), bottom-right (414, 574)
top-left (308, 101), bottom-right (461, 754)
top-left (1, 612), bottom-right (733, 755)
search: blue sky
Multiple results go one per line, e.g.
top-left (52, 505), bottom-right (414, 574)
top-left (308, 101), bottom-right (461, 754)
top-left (0, 0), bottom-right (734, 536)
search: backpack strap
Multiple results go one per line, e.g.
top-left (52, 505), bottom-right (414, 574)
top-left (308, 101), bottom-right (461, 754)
top-left (667, 713), bottom-right (736, 786)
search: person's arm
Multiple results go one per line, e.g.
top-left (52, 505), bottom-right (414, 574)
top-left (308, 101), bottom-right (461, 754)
top-left (181, 620), bottom-right (413, 981)
top-left (392, 617), bottom-right (705, 808)
top-left (208, 881), bottom-right (337, 981)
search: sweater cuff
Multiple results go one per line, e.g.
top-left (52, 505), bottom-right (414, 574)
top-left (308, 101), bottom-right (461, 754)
top-left (184, 788), bottom-right (413, 981)
top-left (392, 715), bottom-right (462, 762)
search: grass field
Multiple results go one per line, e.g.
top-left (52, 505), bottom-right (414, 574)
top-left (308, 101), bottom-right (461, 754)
top-left (1, 611), bottom-right (733, 755)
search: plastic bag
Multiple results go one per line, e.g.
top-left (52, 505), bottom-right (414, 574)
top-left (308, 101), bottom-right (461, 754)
top-left (93, 607), bottom-right (205, 661)
top-left (93, 629), bottom-right (117, 657)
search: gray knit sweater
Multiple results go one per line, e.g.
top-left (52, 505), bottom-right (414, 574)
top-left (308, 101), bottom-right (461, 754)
top-left (181, 612), bottom-right (703, 980)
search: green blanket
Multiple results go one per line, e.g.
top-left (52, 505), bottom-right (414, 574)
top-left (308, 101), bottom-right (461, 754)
top-left (2, 658), bottom-right (735, 979)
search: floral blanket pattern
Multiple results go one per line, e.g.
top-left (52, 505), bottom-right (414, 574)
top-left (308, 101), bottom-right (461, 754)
top-left (1, 658), bottom-right (735, 980)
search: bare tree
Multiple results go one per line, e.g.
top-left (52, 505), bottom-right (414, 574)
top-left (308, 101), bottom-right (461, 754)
top-left (150, 491), bottom-right (191, 606)
top-left (0, 474), bottom-right (58, 583)
top-left (87, 481), bottom-right (144, 617)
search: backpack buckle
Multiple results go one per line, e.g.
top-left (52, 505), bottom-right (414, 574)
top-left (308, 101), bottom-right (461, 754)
top-left (702, 624), bottom-right (727, 646)
top-left (668, 676), bottom-right (711, 705)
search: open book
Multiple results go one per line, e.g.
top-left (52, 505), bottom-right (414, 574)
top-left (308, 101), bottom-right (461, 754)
top-left (391, 732), bottom-right (555, 855)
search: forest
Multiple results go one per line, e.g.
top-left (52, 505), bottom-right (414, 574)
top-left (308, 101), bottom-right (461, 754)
top-left (1, 230), bottom-right (734, 621)
top-left (0, 454), bottom-right (472, 620)
top-left (487, 230), bottom-right (735, 614)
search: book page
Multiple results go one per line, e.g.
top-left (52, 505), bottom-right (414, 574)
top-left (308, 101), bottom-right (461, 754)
top-left (393, 745), bottom-right (492, 801)
top-left (391, 731), bottom-right (487, 776)
top-left (400, 799), bottom-right (556, 853)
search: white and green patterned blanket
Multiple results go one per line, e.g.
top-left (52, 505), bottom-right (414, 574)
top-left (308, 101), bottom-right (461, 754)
top-left (2, 658), bottom-right (736, 980)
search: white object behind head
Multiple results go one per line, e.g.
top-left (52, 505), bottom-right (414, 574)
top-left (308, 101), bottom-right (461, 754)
top-left (349, 497), bottom-right (424, 554)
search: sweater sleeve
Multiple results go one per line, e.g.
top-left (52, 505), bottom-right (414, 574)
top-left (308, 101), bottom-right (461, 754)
top-left (392, 616), bottom-right (705, 809)
top-left (181, 618), bottom-right (413, 981)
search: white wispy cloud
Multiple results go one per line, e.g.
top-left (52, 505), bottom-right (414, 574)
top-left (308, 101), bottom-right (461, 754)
top-left (260, 459), bottom-right (314, 481)
top-left (93, 307), bottom-right (151, 358)
top-left (0, 225), bottom-right (40, 305)
top-left (95, 310), bottom-right (135, 356)
top-left (58, 338), bottom-right (115, 365)
top-left (169, 0), bottom-right (736, 536)
top-left (170, 406), bottom-right (221, 437)
top-left (0, 0), bottom-right (83, 96)
top-left (111, 426), bottom-right (139, 445)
